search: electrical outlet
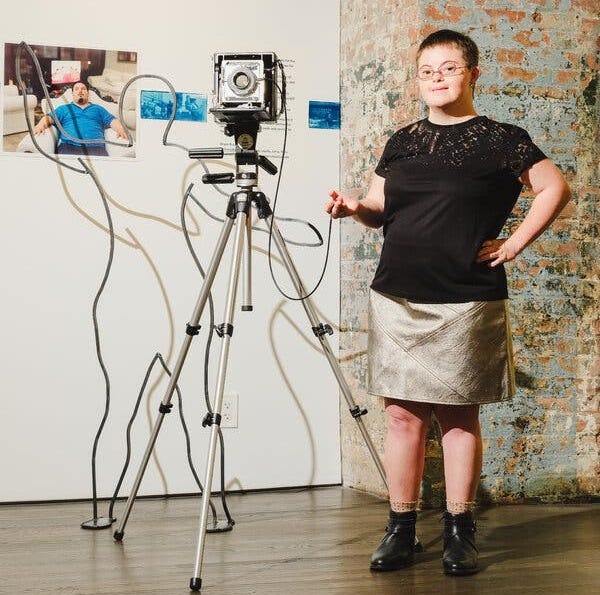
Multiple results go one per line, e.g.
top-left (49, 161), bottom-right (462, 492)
top-left (221, 392), bottom-right (238, 428)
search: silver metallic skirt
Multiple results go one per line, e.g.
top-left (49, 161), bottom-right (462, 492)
top-left (367, 290), bottom-right (515, 405)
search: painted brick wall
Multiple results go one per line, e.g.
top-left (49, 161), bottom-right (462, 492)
top-left (339, 0), bottom-right (599, 504)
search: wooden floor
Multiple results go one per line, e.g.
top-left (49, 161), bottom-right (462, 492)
top-left (1, 486), bottom-right (598, 594)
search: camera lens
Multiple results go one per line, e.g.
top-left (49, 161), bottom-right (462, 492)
top-left (233, 72), bottom-right (251, 90)
top-left (227, 66), bottom-right (258, 97)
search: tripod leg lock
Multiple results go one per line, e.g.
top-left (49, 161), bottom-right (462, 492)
top-left (215, 323), bottom-right (234, 337)
top-left (186, 323), bottom-right (202, 336)
top-left (202, 412), bottom-right (222, 427)
top-left (350, 405), bottom-right (368, 418)
top-left (252, 191), bottom-right (273, 219)
top-left (159, 403), bottom-right (173, 414)
top-left (312, 323), bottom-right (334, 337)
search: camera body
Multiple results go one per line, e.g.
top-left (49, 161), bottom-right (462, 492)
top-left (211, 52), bottom-right (278, 123)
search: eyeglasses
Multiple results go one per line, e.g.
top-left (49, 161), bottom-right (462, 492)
top-left (417, 61), bottom-right (469, 80)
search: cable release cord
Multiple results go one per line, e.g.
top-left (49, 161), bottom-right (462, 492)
top-left (265, 60), bottom-right (335, 301)
top-left (80, 161), bottom-right (115, 524)
top-left (187, 188), bottom-right (324, 248)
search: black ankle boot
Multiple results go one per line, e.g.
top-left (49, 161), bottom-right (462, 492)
top-left (442, 511), bottom-right (479, 575)
top-left (370, 510), bottom-right (418, 571)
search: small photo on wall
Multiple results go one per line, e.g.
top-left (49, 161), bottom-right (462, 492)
top-left (308, 100), bottom-right (340, 130)
top-left (3, 42), bottom-right (138, 158)
top-left (140, 90), bottom-right (207, 122)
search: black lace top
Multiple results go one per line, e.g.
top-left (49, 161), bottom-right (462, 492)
top-left (371, 116), bottom-right (546, 303)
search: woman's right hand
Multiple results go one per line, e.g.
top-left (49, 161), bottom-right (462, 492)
top-left (325, 190), bottom-right (360, 219)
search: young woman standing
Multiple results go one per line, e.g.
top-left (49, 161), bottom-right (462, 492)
top-left (326, 29), bottom-right (571, 575)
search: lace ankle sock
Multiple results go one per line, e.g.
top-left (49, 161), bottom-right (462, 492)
top-left (446, 501), bottom-right (476, 515)
top-left (390, 500), bottom-right (418, 513)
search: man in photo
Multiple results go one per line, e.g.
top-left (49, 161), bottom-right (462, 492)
top-left (33, 81), bottom-right (127, 156)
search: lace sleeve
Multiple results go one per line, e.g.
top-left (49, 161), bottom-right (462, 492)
top-left (375, 138), bottom-right (392, 178)
top-left (507, 128), bottom-right (547, 178)
top-left (374, 132), bottom-right (399, 177)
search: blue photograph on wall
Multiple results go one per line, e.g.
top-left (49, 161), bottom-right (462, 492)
top-left (308, 101), bottom-right (340, 130)
top-left (140, 90), bottom-right (207, 122)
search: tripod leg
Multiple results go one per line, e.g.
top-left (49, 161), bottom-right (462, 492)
top-left (241, 208), bottom-right (253, 311)
top-left (113, 216), bottom-right (236, 541)
top-left (190, 209), bottom-right (248, 592)
top-left (266, 216), bottom-right (388, 488)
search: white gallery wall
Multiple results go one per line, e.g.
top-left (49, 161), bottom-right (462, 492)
top-left (0, 0), bottom-right (341, 501)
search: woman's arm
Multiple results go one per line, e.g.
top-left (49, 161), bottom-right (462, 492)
top-left (477, 158), bottom-right (571, 266)
top-left (325, 173), bottom-right (386, 229)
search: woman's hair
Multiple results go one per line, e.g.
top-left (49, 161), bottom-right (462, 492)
top-left (416, 29), bottom-right (479, 68)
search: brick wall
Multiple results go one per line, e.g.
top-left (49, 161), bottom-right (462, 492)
top-left (339, 0), bottom-right (599, 504)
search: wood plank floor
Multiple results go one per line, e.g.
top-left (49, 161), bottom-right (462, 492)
top-left (1, 487), bottom-right (598, 594)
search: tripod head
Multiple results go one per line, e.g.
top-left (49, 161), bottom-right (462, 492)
top-left (188, 120), bottom-right (277, 190)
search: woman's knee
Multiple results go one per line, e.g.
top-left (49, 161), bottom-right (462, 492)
top-left (385, 400), bottom-right (431, 437)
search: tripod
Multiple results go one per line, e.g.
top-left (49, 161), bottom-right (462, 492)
top-left (112, 121), bottom-right (387, 592)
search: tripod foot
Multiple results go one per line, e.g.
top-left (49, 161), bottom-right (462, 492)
top-left (113, 530), bottom-right (125, 541)
top-left (189, 577), bottom-right (202, 591)
top-left (81, 517), bottom-right (115, 530)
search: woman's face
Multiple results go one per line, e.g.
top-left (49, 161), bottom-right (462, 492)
top-left (417, 44), bottom-right (478, 110)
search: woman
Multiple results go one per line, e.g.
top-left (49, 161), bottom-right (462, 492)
top-left (326, 29), bottom-right (570, 575)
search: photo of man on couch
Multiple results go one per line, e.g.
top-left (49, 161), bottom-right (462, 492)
top-left (3, 42), bottom-right (137, 158)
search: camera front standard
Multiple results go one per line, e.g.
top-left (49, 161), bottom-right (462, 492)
top-left (211, 52), bottom-right (278, 123)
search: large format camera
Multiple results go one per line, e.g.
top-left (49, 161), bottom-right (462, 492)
top-left (210, 52), bottom-right (278, 123)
